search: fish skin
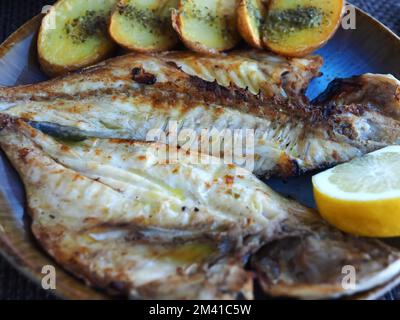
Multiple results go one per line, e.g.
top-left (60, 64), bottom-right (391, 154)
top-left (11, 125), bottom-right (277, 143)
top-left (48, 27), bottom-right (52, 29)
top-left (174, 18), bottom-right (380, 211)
top-left (313, 73), bottom-right (400, 120)
top-left (0, 53), bottom-right (400, 179)
top-left (1, 118), bottom-right (400, 300)
top-left (252, 202), bottom-right (400, 299)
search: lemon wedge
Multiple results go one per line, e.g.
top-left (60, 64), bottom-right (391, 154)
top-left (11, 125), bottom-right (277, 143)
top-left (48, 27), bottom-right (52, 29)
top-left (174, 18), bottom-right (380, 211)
top-left (312, 146), bottom-right (400, 237)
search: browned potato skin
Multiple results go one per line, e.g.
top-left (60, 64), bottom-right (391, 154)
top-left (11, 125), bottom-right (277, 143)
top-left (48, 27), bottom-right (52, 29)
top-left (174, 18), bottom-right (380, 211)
top-left (262, 0), bottom-right (344, 58)
top-left (108, 3), bottom-right (135, 52)
top-left (171, 7), bottom-right (220, 55)
top-left (109, 0), bottom-right (179, 53)
top-left (171, 1), bottom-right (240, 55)
top-left (37, 1), bottom-right (117, 77)
top-left (38, 36), bottom-right (115, 77)
top-left (237, 0), bottom-right (263, 49)
top-left (108, 8), bottom-right (152, 53)
top-left (37, 44), bottom-right (69, 78)
top-left (38, 38), bottom-right (115, 78)
top-left (264, 43), bottom-right (321, 59)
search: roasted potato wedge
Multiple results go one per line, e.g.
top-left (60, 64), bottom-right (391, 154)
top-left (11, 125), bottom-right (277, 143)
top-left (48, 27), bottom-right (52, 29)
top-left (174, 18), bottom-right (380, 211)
top-left (237, 0), bottom-right (268, 49)
top-left (172, 0), bottom-right (241, 54)
top-left (109, 0), bottom-right (179, 52)
top-left (262, 0), bottom-right (344, 57)
top-left (38, 0), bottom-right (117, 77)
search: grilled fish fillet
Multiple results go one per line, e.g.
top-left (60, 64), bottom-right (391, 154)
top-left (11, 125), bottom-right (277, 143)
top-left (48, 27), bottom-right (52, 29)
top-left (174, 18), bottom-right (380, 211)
top-left (0, 52), bottom-right (399, 179)
top-left (252, 202), bottom-right (400, 299)
top-left (0, 117), bottom-right (286, 299)
top-left (0, 116), bottom-right (287, 247)
top-left (1, 118), bottom-right (400, 299)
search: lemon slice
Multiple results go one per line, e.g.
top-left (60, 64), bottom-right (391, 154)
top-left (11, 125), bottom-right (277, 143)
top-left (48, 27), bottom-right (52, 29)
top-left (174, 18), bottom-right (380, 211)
top-left (312, 146), bottom-right (400, 237)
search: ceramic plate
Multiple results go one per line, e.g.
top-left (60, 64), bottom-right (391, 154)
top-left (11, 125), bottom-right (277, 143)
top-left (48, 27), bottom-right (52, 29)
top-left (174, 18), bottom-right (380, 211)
top-left (1, 6), bottom-right (400, 300)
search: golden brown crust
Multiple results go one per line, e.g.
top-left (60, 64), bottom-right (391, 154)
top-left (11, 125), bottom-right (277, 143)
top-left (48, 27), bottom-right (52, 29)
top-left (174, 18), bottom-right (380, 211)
top-left (237, 0), bottom-right (264, 49)
top-left (171, 1), bottom-right (240, 54)
top-left (171, 8), bottom-right (220, 55)
top-left (109, 0), bottom-right (179, 53)
top-left (262, 0), bottom-right (344, 57)
top-left (37, 0), bottom-right (117, 77)
top-left (38, 37), bottom-right (115, 78)
top-left (37, 44), bottom-right (114, 78)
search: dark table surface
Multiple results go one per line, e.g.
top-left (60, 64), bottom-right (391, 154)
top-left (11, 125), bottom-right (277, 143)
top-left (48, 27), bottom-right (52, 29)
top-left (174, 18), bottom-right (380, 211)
top-left (0, 0), bottom-right (400, 300)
